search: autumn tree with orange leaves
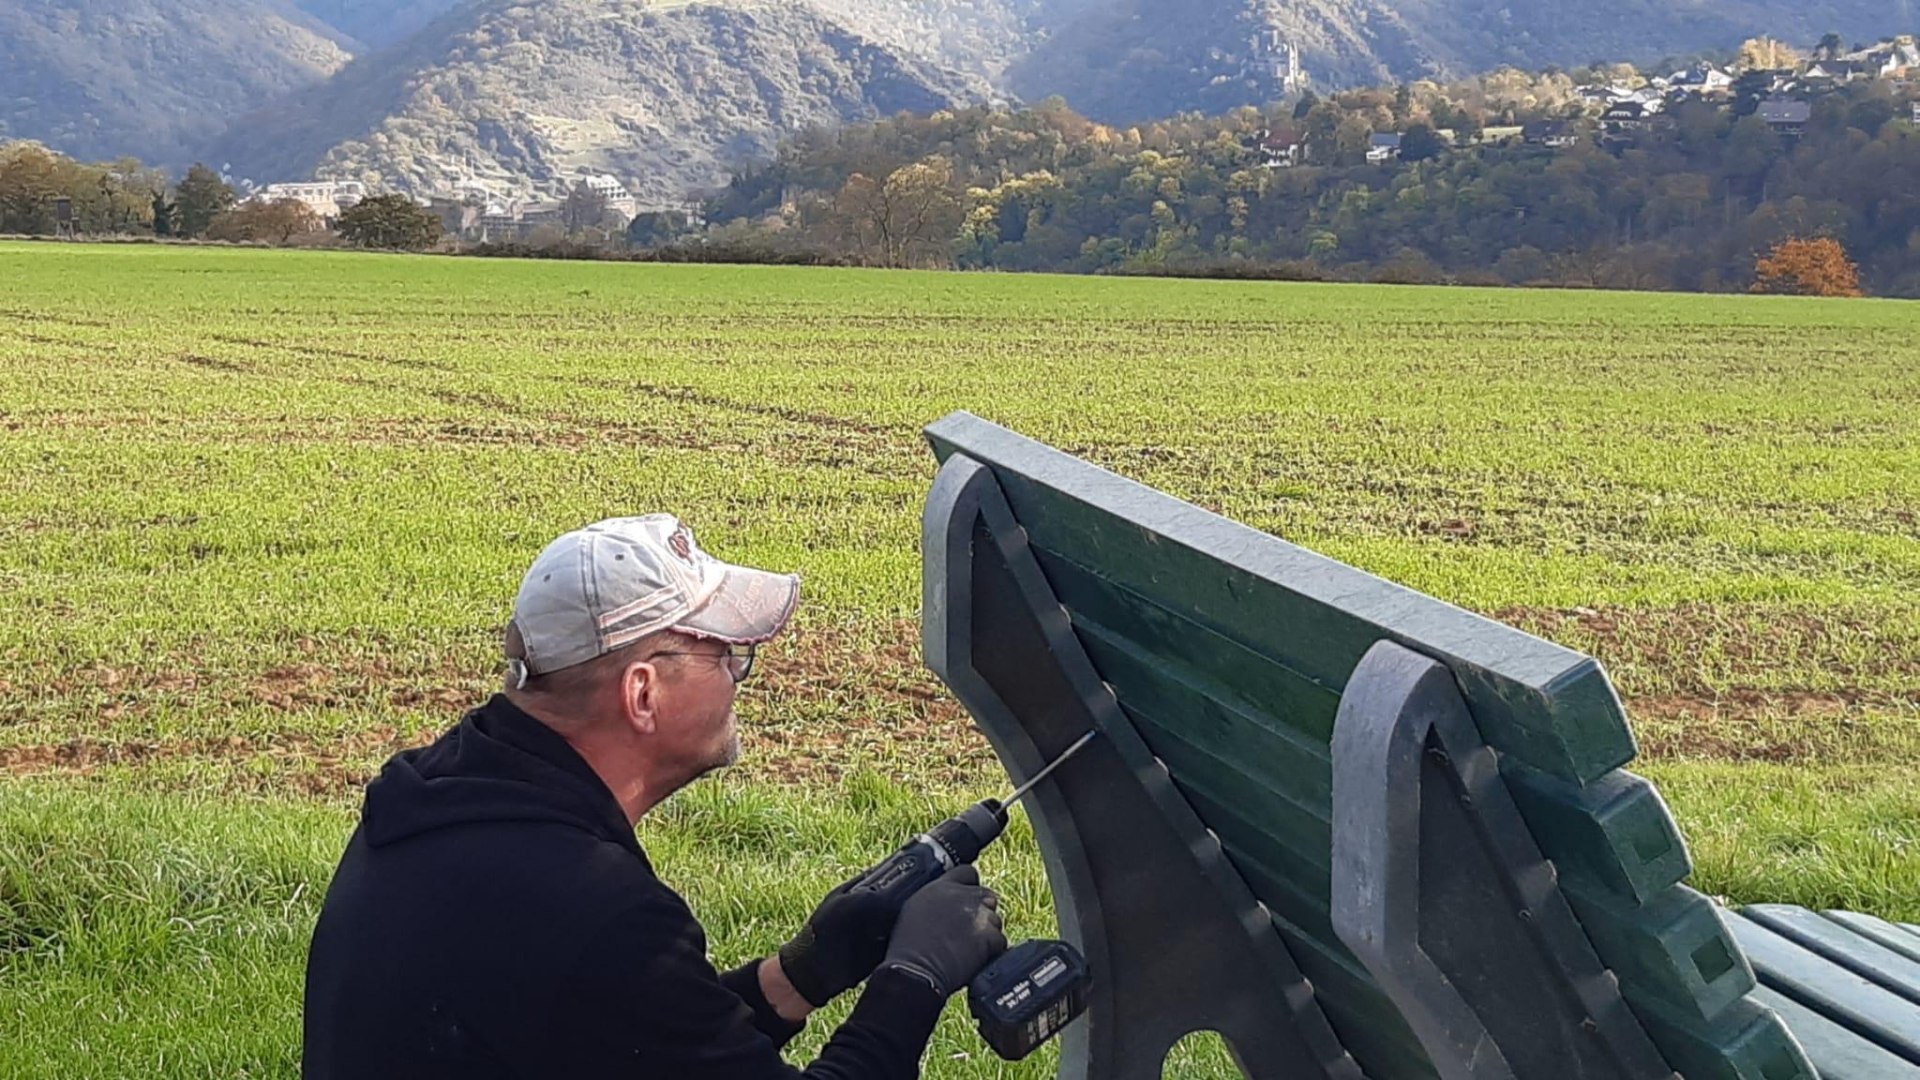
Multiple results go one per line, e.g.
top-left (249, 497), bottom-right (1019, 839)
top-left (1752, 237), bottom-right (1863, 298)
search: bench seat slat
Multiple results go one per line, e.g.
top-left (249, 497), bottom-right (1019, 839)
top-left (1071, 614), bottom-right (1336, 795)
top-left (1743, 905), bottom-right (1920, 1007)
top-left (1503, 762), bottom-right (1694, 906)
top-left (1309, 980), bottom-right (1440, 1080)
top-left (1559, 879), bottom-right (1757, 1023)
top-left (1749, 987), bottom-right (1920, 1080)
top-left (1821, 910), bottom-right (1920, 966)
top-left (1126, 706), bottom-right (1333, 841)
top-left (1178, 782), bottom-right (1334, 923)
top-left (1633, 997), bottom-right (1825, 1080)
top-left (1727, 915), bottom-right (1920, 1065)
top-left (1215, 832), bottom-right (1445, 1078)
top-left (1250, 905), bottom-right (1439, 1080)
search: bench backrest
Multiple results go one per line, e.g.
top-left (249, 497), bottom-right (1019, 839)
top-left (921, 412), bottom-right (1812, 1080)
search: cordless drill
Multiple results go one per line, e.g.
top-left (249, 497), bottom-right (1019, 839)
top-left (844, 731), bottom-right (1098, 1060)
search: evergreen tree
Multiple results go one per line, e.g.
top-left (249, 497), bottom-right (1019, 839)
top-left (151, 192), bottom-right (174, 237)
top-left (173, 164), bottom-right (235, 238)
top-left (1398, 124), bottom-right (1447, 162)
top-left (559, 181), bottom-right (610, 237)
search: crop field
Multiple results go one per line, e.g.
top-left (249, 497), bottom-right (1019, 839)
top-left (1, 241), bottom-right (1917, 1077)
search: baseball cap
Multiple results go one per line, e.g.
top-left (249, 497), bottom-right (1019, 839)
top-left (503, 514), bottom-right (800, 688)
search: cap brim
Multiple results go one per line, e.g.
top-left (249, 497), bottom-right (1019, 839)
top-left (674, 565), bottom-right (800, 645)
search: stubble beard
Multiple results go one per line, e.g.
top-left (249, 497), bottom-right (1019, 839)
top-left (696, 711), bottom-right (742, 779)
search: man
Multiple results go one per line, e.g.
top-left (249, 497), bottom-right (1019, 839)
top-left (304, 515), bottom-right (1007, 1078)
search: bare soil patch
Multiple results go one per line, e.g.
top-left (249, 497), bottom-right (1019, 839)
top-left (211, 333), bottom-right (452, 371)
top-left (14, 604), bottom-right (1909, 795)
top-left (1496, 603), bottom-right (1920, 761)
top-left (0, 727), bottom-right (417, 798)
top-left (1494, 603), bottom-right (1920, 694)
top-left (177, 353), bottom-right (252, 374)
top-left (4, 619), bottom-right (992, 795)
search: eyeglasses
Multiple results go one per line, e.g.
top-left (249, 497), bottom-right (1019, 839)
top-left (648, 643), bottom-right (757, 684)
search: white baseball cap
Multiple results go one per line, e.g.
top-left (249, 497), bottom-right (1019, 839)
top-left (503, 514), bottom-right (800, 688)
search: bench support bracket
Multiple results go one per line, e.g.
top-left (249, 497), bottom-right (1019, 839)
top-left (1331, 640), bottom-right (1676, 1080)
top-left (924, 452), bottom-right (1362, 1080)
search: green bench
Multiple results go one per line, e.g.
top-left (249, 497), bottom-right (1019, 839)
top-left (919, 412), bottom-right (1917, 1079)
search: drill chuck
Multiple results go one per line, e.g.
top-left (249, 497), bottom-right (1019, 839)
top-left (922, 800), bottom-right (1007, 868)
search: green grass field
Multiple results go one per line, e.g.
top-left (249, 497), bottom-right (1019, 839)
top-left (2, 241), bottom-right (1917, 1077)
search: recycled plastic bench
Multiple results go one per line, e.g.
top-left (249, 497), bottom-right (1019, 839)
top-left (919, 412), bottom-right (1920, 1080)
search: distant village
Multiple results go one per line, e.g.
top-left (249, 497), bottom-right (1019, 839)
top-left (1256, 35), bottom-right (1920, 167)
top-left (245, 173), bottom-right (700, 245)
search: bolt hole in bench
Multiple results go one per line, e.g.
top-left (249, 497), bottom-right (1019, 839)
top-left (920, 413), bottom-right (1917, 1080)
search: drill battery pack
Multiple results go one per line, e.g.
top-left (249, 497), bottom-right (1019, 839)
top-left (965, 939), bottom-right (1090, 1061)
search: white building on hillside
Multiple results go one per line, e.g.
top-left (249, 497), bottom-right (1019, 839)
top-left (1670, 64), bottom-right (1734, 95)
top-left (261, 180), bottom-right (367, 220)
top-left (1840, 37), bottom-right (1920, 78)
top-left (581, 174), bottom-right (639, 218)
top-left (447, 178), bottom-right (499, 206)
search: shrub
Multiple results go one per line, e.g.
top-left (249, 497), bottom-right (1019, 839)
top-left (1752, 237), bottom-right (1863, 297)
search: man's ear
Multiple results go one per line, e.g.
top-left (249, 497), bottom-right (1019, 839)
top-left (620, 660), bottom-right (660, 736)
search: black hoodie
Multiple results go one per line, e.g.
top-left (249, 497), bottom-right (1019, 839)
top-left (303, 695), bottom-right (946, 1079)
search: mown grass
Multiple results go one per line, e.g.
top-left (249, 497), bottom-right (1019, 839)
top-left (2, 242), bottom-right (1917, 1076)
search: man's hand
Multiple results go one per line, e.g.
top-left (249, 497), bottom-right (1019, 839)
top-left (877, 866), bottom-right (1007, 997)
top-left (775, 872), bottom-right (901, 1007)
top-left (757, 955), bottom-right (815, 1024)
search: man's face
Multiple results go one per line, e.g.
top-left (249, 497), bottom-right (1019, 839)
top-left (648, 636), bottom-right (742, 781)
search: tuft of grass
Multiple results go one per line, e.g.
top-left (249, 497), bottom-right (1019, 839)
top-left (1645, 762), bottom-right (1920, 919)
top-left (0, 783), bottom-right (340, 1078)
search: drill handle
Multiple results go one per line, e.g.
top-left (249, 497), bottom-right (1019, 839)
top-left (847, 799), bottom-right (1013, 911)
top-left (847, 837), bottom-right (951, 909)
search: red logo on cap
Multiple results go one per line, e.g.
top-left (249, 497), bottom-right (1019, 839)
top-left (669, 527), bottom-right (692, 560)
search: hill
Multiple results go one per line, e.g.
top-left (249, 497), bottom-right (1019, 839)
top-left (2, 0), bottom-right (1913, 195)
top-left (1007, 0), bottom-right (1912, 124)
top-left (288, 0), bottom-right (468, 48)
top-left (0, 0), bottom-right (350, 165)
top-left (209, 0), bottom-right (981, 204)
top-left (804, 0), bottom-right (1080, 84)
top-left (212, 0), bottom-right (1913, 196)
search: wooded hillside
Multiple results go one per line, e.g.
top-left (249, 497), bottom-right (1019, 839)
top-left (705, 69), bottom-right (1920, 294)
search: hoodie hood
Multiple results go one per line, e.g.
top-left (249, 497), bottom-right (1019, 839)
top-left (360, 694), bottom-right (642, 861)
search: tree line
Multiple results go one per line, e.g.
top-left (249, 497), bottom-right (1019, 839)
top-left (694, 64), bottom-right (1918, 296)
top-left (0, 144), bottom-right (443, 249)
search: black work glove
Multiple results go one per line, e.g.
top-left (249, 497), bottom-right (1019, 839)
top-left (777, 872), bottom-right (902, 1007)
top-left (878, 865), bottom-right (1008, 997)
